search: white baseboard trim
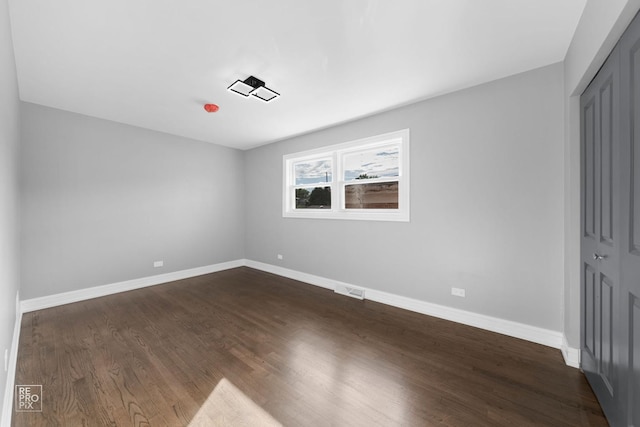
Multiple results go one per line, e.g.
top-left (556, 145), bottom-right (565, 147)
top-left (244, 260), bottom-right (344, 291)
top-left (366, 287), bottom-right (563, 349)
top-left (245, 260), bottom-right (564, 351)
top-left (20, 260), bottom-right (245, 313)
top-left (1, 291), bottom-right (22, 427)
top-left (561, 335), bottom-right (581, 369)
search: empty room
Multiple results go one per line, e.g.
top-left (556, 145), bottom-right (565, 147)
top-left (2, 1), bottom-right (640, 426)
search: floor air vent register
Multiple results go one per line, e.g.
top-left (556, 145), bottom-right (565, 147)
top-left (334, 284), bottom-right (365, 300)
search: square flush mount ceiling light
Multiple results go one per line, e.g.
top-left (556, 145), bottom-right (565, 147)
top-left (227, 75), bottom-right (280, 102)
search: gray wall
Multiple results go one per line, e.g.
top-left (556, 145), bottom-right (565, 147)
top-left (20, 103), bottom-right (245, 299)
top-left (245, 63), bottom-right (565, 331)
top-left (0, 0), bottom-right (21, 415)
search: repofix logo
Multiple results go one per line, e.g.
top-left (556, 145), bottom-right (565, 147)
top-left (15, 385), bottom-right (42, 412)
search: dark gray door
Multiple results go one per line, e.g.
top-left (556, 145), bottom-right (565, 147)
top-left (580, 43), bottom-right (621, 425)
top-left (619, 11), bottom-right (640, 426)
top-left (581, 11), bottom-right (640, 427)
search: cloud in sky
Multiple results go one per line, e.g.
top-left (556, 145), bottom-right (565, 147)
top-left (294, 145), bottom-right (399, 185)
top-left (295, 159), bottom-right (332, 185)
top-left (344, 147), bottom-right (399, 180)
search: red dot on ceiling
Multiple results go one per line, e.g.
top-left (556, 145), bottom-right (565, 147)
top-left (204, 103), bottom-right (219, 113)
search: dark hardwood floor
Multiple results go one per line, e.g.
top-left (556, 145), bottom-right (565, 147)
top-left (12, 267), bottom-right (607, 426)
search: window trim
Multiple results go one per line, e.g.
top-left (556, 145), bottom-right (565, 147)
top-left (283, 129), bottom-right (410, 221)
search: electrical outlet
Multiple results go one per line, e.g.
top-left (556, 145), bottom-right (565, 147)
top-left (451, 287), bottom-right (466, 298)
top-left (277, 254), bottom-right (283, 260)
top-left (153, 260), bottom-right (164, 268)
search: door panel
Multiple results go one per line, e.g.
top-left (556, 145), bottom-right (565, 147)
top-left (581, 42), bottom-right (621, 425)
top-left (584, 97), bottom-right (597, 239)
top-left (620, 11), bottom-right (640, 426)
top-left (585, 264), bottom-right (596, 359)
top-left (600, 77), bottom-right (615, 246)
top-left (599, 274), bottom-right (614, 393)
top-left (632, 38), bottom-right (640, 254)
top-left (622, 37), bottom-right (640, 253)
top-left (631, 295), bottom-right (640, 426)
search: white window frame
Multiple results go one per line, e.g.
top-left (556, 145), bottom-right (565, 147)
top-left (283, 129), bottom-right (410, 221)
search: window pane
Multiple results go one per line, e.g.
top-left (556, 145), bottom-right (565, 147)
top-left (294, 159), bottom-right (332, 186)
top-left (295, 186), bottom-right (331, 209)
top-left (345, 182), bottom-right (398, 209)
top-left (343, 145), bottom-right (399, 181)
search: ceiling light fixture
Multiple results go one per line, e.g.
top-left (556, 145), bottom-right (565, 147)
top-left (227, 75), bottom-right (280, 102)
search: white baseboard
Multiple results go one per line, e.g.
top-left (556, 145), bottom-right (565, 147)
top-left (1, 291), bottom-right (22, 427)
top-left (366, 287), bottom-right (564, 349)
top-left (20, 260), bottom-right (245, 313)
top-left (244, 260), bottom-right (345, 291)
top-left (245, 260), bottom-right (565, 351)
top-left (561, 335), bottom-right (581, 369)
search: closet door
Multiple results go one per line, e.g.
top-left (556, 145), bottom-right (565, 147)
top-left (580, 45), bottom-right (621, 425)
top-left (619, 10), bottom-right (640, 426)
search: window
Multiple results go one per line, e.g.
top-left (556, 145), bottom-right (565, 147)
top-left (283, 129), bottom-right (410, 221)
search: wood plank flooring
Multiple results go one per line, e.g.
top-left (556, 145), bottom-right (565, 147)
top-left (12, 267), bottom-right (607, 426)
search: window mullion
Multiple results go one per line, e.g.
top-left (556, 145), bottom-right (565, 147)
top-left (334, 151), bottom-right (342, 212)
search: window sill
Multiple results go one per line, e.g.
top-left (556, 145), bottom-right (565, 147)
top-left (283, 210), bottom-right (409, 222)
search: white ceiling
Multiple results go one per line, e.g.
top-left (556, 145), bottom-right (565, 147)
top-left (8, 0), bottom-right (586, 150)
